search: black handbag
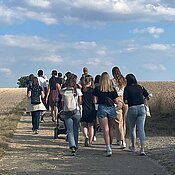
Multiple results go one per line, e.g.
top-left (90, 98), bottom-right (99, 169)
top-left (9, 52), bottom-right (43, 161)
top-left (31, 86), bottom-right (41, 104)
top-left (31, 96), bottom-right (41, 104)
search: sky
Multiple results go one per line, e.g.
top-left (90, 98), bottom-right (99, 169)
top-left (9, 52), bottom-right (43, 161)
top-left (0, 0), bottom-right (175, 87)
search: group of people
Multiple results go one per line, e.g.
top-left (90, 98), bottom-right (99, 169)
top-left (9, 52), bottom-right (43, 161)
top-left (26, 66), bottom-right (150, 157)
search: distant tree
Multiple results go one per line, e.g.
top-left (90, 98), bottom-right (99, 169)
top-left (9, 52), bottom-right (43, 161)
top-left (17, 76), bottom-right (28, 87)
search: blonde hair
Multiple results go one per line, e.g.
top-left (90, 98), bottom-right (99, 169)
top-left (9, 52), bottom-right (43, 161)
top-left (99, 72), bottom-right (114, 92)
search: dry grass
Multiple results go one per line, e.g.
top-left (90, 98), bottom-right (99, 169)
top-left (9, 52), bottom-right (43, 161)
top-left (140, 81), bottom-right (175, 136)
top-left (0, 88), bottom-right (27, 157)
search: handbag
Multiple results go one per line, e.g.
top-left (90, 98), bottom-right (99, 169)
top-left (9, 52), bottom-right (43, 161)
top-left (31, 96), bottom-right (41, 104)
top-left (145, 104), bottom-right (151, 117)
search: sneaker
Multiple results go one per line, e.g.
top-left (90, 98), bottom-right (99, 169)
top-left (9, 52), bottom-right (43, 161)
top-left (40, 119), bottom-right (44, 123)
top-left (140, 148), bottom-right (146, 156)
top-left (34, 130), bottom-right (39, 134)
top-left (129, 145), bottom-right (136, 152)
top-left (120, 140), bottom-right (126, 149)
top-left (106, 145), bottom-right (112, 157)
top-left (71, 147), bottom-right (76, 156)
top-left (107, 149), bottom-right (112, 157)
top-left (116, 140), bottom-right (122, 146)
top-left (84, 138), bottom-right (89, 147)
top-left (93, 136), bottom-right (97, 142)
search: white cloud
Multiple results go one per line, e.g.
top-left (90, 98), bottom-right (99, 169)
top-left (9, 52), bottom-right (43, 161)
top-left (1, 1), bottom-right (175, 25)
top-left (144, 44), bottom-right (167, 50)
top-left (0, 34), bottom-right (56, 50)
top-left (132, 26), bottom-right (164, 38)
top-left (87, 58), bottom-right (112, 66)
top-left (0, 3), bottom-right (57, 25)
top-left (75, 41), bottom-right (97, 49)
top-left (0, 67), bottom-right (12, 75)
top-left (34, 55), bottom-right (63, 63)
top-left (143, 64), bottom-right (166, 71)
top-left (26, 0), bottom-right (51, 9)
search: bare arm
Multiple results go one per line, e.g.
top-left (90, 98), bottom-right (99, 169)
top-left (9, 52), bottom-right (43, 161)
top-left (41, 91), bottom-right (45, 99)
top-left (27, 91), bottom-right (31, 98)
top-left (94, 96), bottom-right (98, 104)
top-left (78, 95), bottom-right (82, 105)
top-left (114, 97), bottom-right (124, 111)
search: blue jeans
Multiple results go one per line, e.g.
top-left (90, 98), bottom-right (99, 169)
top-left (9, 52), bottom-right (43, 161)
top-left (64, 110), bottom-right (81, 148)
top-left (97, 104), bottom-right (116, 119)
top-left (127, 104), bottom-right (146, 147)
top-left (31, 110), bottom-right (40, 131)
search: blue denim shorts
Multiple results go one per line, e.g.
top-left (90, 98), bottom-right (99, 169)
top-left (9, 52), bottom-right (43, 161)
top-left (97, 104), bottom-right (116, 119)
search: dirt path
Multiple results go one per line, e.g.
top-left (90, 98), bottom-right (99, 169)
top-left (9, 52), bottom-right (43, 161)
top-left (0, 113), bottom-right (171, 175)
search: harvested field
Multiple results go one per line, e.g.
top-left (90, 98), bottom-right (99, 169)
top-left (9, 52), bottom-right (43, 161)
top-left (0, 88), bottom-right (27, 157)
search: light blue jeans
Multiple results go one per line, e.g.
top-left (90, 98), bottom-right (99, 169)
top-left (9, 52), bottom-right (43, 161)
top-left (127, 104), bottom-right (146, 147)
top-left (64, 110), bottom-right (81, 148)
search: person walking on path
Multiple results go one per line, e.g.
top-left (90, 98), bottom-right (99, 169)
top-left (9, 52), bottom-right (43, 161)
top-left (123, 73), bottom-right (150, 156)
top-left (111, 66), bottom-right (128, 149)
top-left (60, 74), bottom-right (82, 156)
top-left (81, 76), bottom-right (96, 147)
top-left (93, 72), bottom-right (121, 156)
top-left (46, 70), bottom-right (61, 122)
top-left (37, 69), bottom-right (48, 122)
top-left (27, 77), bottom-right (46, 134)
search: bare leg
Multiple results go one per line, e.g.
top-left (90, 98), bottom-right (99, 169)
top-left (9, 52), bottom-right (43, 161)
top-left (88, 123), bottom-right (94, 144)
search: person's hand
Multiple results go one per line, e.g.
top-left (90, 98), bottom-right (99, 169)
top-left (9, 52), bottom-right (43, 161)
top-left (116, 101), bottom-right (123, 111)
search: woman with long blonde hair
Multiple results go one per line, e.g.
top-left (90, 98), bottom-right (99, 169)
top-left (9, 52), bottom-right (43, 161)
top-left (112, 66), bottom-right (128, 149)
top-left (93, 72), bottom-right (120, 156)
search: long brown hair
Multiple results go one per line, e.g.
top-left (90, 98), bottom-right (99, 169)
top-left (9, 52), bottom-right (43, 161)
top-left (99, 72), bottom-right (114, 92)
top-left (82, 76), bottom-right (94, 92)
top-left (112, 67), bottom-right (126, 89)
top-left (64, 74), bottom-right (77, 95)
top-left (33, 77), bottom-right (39, 86)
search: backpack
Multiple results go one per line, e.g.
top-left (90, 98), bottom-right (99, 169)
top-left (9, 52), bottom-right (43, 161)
top-left (60, 87), bottom-right (77, 116)
top-left (31, 86), bottom-right (41, 105)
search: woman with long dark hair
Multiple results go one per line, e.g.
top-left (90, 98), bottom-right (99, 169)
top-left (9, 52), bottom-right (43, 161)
top-left (27, 77), bottom-right (46, 134)
top-left (112, 66), bottom-right (128, 149)
top-left (60, 74), bottom-right (82, 156)
top-left (124, 73), bottom-right (149, 156)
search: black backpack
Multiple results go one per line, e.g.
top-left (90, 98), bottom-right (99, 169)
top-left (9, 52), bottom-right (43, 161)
top-left (31, 86), bottom-right (41, 105)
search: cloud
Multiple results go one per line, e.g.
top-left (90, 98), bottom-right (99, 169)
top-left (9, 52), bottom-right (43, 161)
top-left (87, 58), bottom-right (112, 66)
top-left (0, 3), bottom-right (57, 25)
top-left (132, 26), bottom-right (164, 38)
top-left (0, 68), bottom-right (12, 75)
top-left (26, 0), bottom-right (51, 9)
top-left (144, 43), bottom-right (167, 50)
top-left (143, 64), bottom-right (167, 71)
top-left (1, 1), bottom-right (175, 25)
top-left (33, 55), bottom-right (63, 63)
top-left (0, 34), bottom-right (56, 50)
top-left (74, 41), bottom-right (97, 49)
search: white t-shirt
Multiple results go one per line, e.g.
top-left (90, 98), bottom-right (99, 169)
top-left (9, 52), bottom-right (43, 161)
top-left (75, 88), bottom-right (83, 110)
top-left (111, 78), bottom-right (124, 96)
top-left (38, 76), bottom-right (48, 91)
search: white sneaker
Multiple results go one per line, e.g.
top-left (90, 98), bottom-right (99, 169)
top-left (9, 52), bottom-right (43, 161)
top-left (106, 145), bottom-right (112, 157)
top-left (93, 136), bottom-right (97, 142)
top-left (140, 148), bottom-right (146, 156)
top-left (120, 140), bottom-right (126, 149)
